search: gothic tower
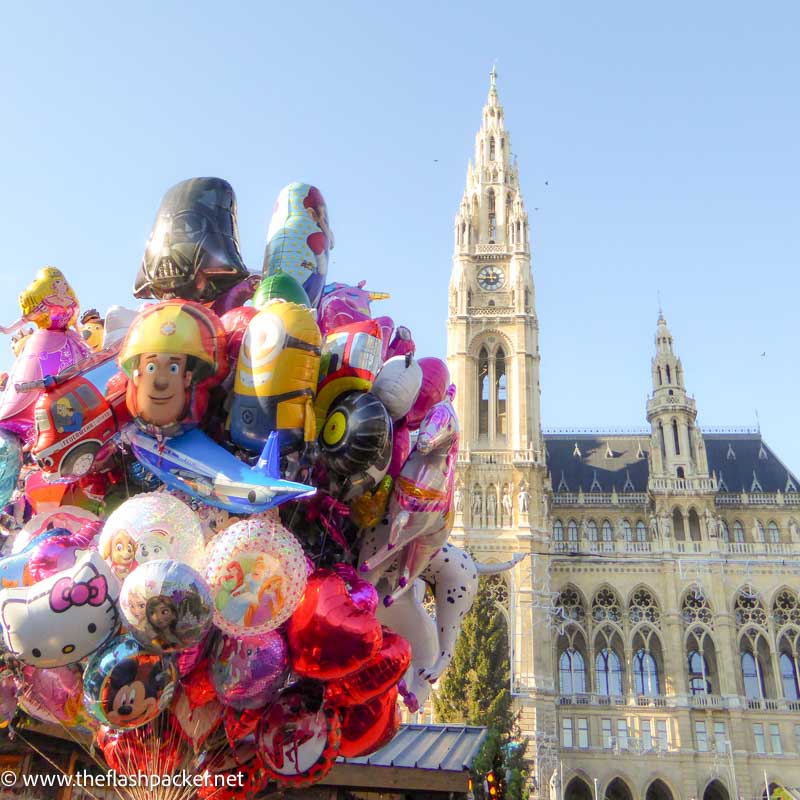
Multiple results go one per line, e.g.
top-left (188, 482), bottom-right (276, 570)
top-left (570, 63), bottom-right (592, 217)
top-left (447, 68), bottom-right (548, 743)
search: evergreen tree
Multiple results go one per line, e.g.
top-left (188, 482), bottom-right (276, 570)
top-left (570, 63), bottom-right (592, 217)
top-left (434, 576), bottom-right (528, 800)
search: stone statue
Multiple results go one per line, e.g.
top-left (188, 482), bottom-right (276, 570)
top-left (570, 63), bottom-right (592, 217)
top-left (454, 483), bottom-right (464, 514)
top-left (517, 481), bottom-right (530, 514)
top-left (502, 484), bottom-right (513, 520)
top-left (790, 519), bottom-right (799, 543)
top-left (487, 489), bottom-right (498, 527)
top-left (471, 487), bottom-right (483, 523)
top-left (704, 508), bottom-right (718, 538)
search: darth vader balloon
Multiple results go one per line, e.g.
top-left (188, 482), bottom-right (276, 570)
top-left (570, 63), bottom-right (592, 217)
top-left (135, 178), bottom-right (250, 303)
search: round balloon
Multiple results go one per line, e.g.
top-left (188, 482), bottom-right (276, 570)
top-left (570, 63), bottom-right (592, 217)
top-left (84, 635), bottom-right (177, 729)
top-left (338, 687), bottom-right (401, 758)
top-left (98, 492), bottom-right (205, 580)
top-left (372, 355), bottom-right (423, 421)
top-left (204, 516), bottom-right (306, 636)
top-left (256, 681), bottom-right (341, 788)
top-left (120, 559), bottom-right (213, 653)
top-left (210, 629), bottom-right (289, 710)
top-left (13, 506), bottom-right (99, 553)
top-left (253, 270), bottom-right (310, 309)
top-left (404, 357), bottom-right (450, 430)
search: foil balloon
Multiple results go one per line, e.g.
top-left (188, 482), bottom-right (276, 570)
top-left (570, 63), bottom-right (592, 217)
top-left (317, 281), bottom-right (390, 339)
top-left (228, 301), bottom-right (321, 455)
top-left (84, 634), bottom-right (177, 729)
top-left (404, 356), bottom-right (450, 430)
top-left (287, 568), bottom-right (382, 680)
top-left (256, 681), bottom-right (342, 789)
top-left (253, 270), bottom-right (310, 309)
top-left (385, 325), bottom-right (415, 359)
top-left (219, 306), bottom-right (257, 391)
top-left (372, 354), bottom-right (423, 421)
top-left (98, 492), bottom-right (205, 580)
top-left (318, 391), bottom-right (392, 500)
top-left (120, 559), bottom-right (213, 653)
top-left (325, 627), bottom-right (411, 707)
top-left (97, 717), bottom-right (186, 775)
top-left (338, 687), bottom-right (401, 759)
top-left (0, 669), bottom-right (17, 726)
top-left (0, 429), bottom-right (22, 508)
top-left (204, 515), bottom-right (307, 636)
top-left (210, 274), bottom-right (260, 317)
top-left (0, 551), bottom-right (120, 667)
top-left (0, 528), bottom-right (65, 589)
top-left (210, 629), bottom-right (289, 710)
top-left (2, 266), bottom-right (80, 333)
top-left (315, 319), bottom-right (384, 432)
top-left (173, 686), bottom-right (223, 750)
top-left (78, 308), bottom-right (104, 352)
top-left (349, 476), bottom-right (393, 530)
top-left (26, 520), bottom-right (102, 583)
top-left (263, 183), bottom-right (334, 308)
top-left (118, 300), bottom-right (228, 437)
top-left (19, 664), bottom-right (95, 728)
top-left (14, 507), bottom-right (99, 554)
top-left (134, 177), bottom-right (250, 303)
top-left (387, 420), bottom-right (411, 479)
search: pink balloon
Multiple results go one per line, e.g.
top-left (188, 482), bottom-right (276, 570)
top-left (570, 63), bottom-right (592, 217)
top-left (386, 326), bottom-right (415, 360)
top-left (387, 422), bottom-right (410, 479)
top-left (0, 670), bottom-right (18, 724)
top-left (20, 665), bottom-right (91, 727)
top-left (404, 357), bottom-right (450, 430)
top-left (26, 521), bottom-right (102, 583)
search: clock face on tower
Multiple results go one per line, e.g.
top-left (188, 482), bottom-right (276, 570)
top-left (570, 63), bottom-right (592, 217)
top-left (477, 265), bottom-right (506, 291)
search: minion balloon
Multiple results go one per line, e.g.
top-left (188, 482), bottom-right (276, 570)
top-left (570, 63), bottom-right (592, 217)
top-left (229, 301), bottom-right (321, 456)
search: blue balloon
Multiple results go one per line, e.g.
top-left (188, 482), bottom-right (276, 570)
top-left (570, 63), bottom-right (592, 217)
top-left (0, 528), bottom-right (66, 589)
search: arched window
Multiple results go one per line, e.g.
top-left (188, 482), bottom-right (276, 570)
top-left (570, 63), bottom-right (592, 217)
top-left (688, 509), bottom-right (701, 541)
top-left (553, 520), bottom-right (564, 541)
top-left (636, 521), bottom-right (647, 542)
top-left (633, 649), bottom-right (660, 696)
top-left (658, 422), bottom-right (666, 459)
top-left (596, 648), bottom-right (623, 696)
top-left (478, 347), bottom-right (489, 436)
top-left (489, 137), bottom-right (496, 161)
top-left (672, 419), bottom-right (680, 455)
top-left (657, 366), bottom-right (662, 385)
top-left (768, 522), bottom-right (780, 544)
top-left (741, 651), bottom-right (766, 699)
top-left (559, 648), bottom-right (586, 695)
top-left (779, 652), bottom-right (800, 700)
top-left (622, 520), bottom-right (632, 541)
top-left (673, 508), bottom-right (686, 540)
top-left (666, 364), bottom-right (672, 384)
top-left (601, 520), bottom-right (613, 549)
top-left (677, 466), bottom-right (685, 479)
top-left (720, 520), bottom-right (730, 542)
top-left (688, 649), bottom-right (711, 695)
top-left (733, 521), bottom-right (745, 543)
top-left (755, 521), bottom-right (765, 543)
top-left (587, 520), bottom-right (598, 543)
top-left (495, 348), bottom-right (507, 437)
top-left (567, 520), bottom-right (579, 544)
top-left (487, 187), bottom-right (495, 213)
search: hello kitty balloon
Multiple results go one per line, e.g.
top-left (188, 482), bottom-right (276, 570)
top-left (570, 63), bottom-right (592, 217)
top-left (0, 552), bottom-right (120, 668)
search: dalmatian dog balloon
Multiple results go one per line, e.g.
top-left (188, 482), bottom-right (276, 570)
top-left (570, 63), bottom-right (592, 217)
top-left (0, 552), bottom-right (120, 668)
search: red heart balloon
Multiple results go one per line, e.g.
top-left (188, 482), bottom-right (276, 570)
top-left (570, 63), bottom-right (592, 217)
top-left (97, 716), bottom-right (186, 776)
top-left (288, 569), bottom-right (382, 679)
top-left (338, 687), bottom-right (401, 759)
top-left (325, 627), bottom-right (411, 707)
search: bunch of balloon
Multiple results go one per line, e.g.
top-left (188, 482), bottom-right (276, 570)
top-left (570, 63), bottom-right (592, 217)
top-left (0, 175), bottom-right (475, 795)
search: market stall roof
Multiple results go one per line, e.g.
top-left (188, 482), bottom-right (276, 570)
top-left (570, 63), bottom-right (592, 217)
top-left (320, 724), bottom-right (488, 793)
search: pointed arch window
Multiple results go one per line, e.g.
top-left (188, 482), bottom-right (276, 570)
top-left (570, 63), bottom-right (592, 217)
top-left (478, 347), bottom-right (489, 437)
top-left (768, 522), bottom-right (780, 544)
top-left (657, 366), bottom-right (662, 385)
top-left (489, 137), bottom-right (496, 161)
top-left (567, 520), bottom-right (579, 544)
top-left (733, 521), bottom-right (745, 543)
top-left (553, 520), bottom-right (564, 541)
top-left (495, 348), bottom-right (507, 437)
top-left (634, 649), bottom-right (661, 696)
top-left (622, 520), bottom-right (632, 542)
top-left (596, 648), bottom-right (624, 696)
top-left (666, 364), bottom-right (672, 384)
top-left (688, 650), bottom-right (711, 695)
top-left (779, 652), bottom-right (800, 700)
top-left (636, 521), bottom-right (647, 542)
top-left (672, 419), bottom-right (681, 455)
top-left (742, 651), bottom-right (766, 699)
top-left (658, 422), bottom-right (666, 460)
top-left (559, 649), bottom-right (587, 695)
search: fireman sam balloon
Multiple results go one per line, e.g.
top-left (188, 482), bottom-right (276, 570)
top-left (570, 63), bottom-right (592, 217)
top-left (263, 183), bottom-right (334, 308)
top-left (98, 492), bottom-right (206, 579)
top-left (256, 681), bottom-right (342, 788)
top-left (228, 301), bottom-right (321, 455)
top-left (83, 635), bottom-right (177, 729)
top-left (204, 516), bottom-right (307, 636)
top-left (253, 270), bottom-right (310, 310)
top-left (318, 391), bottom-right (392, 500)
top-left (78, 308), bottom-right (105, 352)
top-left (0, 551), bottom-right (120, 668)
top-left (315, 319), bottom-right (383, 432)
top-left (118, 300), bottom-right (228, 437)
top-left (0, 267), bottom-right (80, 334)
top-left (372, 354), bottom-right (423, 421)
top-left (120, 559), bottom-right (213, 653)
top-left (134, 177), bottom-right (250, 303)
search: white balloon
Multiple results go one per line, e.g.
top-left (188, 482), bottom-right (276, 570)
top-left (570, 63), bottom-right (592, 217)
top-left (372, 355), bottom-right (423, 421)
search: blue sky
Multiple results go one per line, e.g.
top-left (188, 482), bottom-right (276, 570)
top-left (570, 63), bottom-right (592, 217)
top-left (1, 1), bottom-right (797, 472)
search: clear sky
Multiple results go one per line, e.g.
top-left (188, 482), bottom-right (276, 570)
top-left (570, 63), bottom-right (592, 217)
top-left (1, 1), bottom-right (797, 471)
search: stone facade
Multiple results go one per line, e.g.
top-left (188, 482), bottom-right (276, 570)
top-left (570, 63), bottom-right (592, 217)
top-left (443, 71), bottom-right (800, 800)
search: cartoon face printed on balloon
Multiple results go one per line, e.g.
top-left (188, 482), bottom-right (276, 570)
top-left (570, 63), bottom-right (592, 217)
top-left (263, 183), bottom-right (334, 308)
top-left (120, 559), bottom-right (213, 653)
top-left (98, 493), bottom-right (205, 579)
top-left (84, 636), bottom-right (177, 729)
top-left (204, 517), bottom-right (306, 636)
top-left (134, 177), bottom-right (250, 303)
top-left (118, 300), bottom-right (227, 435)
top-left (0, 552), bottom-right (120, 668)
top-left (78, 308), bottom-right (105, 352)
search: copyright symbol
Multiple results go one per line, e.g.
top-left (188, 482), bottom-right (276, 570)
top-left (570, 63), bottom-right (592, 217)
top-left (1, 771), bottom-right (15, 786)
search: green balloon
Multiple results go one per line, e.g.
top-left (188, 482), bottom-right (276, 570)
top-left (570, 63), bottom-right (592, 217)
top-left (253, 270), bottom-right (310, 309)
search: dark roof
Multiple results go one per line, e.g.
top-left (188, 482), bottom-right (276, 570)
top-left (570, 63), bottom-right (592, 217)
top-left (544, 435), bottom-right (650, 493)
top-left (337, 724), bottom-right (487, 771)
top-left (705, 434), bottom-right (800, 493)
